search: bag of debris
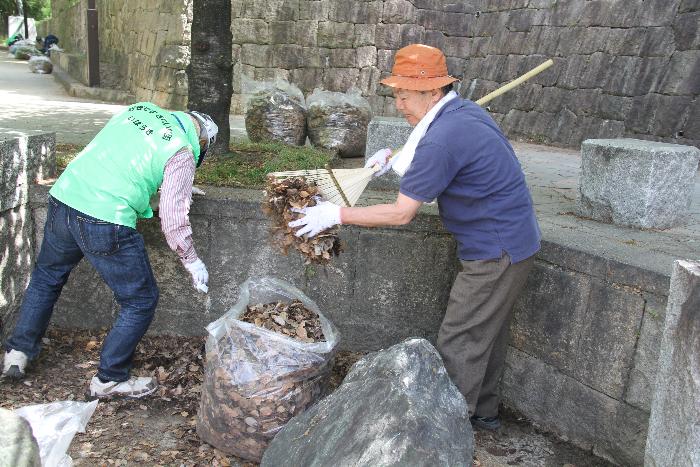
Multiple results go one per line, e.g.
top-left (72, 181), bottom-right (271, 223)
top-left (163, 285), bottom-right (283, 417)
top-left (243, 77), bottom-right (307, 146)
top-left (306, 87), bottom-right (372, 158)
top-left (197, 276), bottom-right (339, 462)
top-left (28, 56), bottom-right (53, 74)
top-left (13, 40), bottom-right (42, 60)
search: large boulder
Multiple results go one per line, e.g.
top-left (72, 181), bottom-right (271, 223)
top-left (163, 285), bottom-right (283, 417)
top-left (261, 338), bottom-right (473, 467)
top-left (0, 408), bottom-right (41, 467)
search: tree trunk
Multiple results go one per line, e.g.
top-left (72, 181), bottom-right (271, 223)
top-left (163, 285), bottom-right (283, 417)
top-left (20, 0), bottom-right (28, 38)
top-left (187, 0), bottom-right (232, 156)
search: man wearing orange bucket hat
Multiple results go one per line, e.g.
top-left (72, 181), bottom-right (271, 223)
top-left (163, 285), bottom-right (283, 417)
top-left (290, 44), bottom-right (541, 430)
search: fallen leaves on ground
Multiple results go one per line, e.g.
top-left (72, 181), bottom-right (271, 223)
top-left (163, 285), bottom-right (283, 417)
top-left (0, 328), bottom-right (363, 466)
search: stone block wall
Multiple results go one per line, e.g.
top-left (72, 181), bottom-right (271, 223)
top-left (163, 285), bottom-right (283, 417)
top-left (38, 0), bottom-right (87, 56)
top-left (0, 132), bottom-right (55, 341)
top-left (17, 184), bottom-right (675, 465)
top-left (229, 0), bottom-right (699, 150)
top-left (504, 241), bottom-right (669, 465)
top-left (645, 260), bottom-right (700, 467)
top-left (98, 1), bottom-right (192, 108)
top-left (38, 0), bottom-right (698, 149)
top-left (39, 0), bottom-right (192, 109)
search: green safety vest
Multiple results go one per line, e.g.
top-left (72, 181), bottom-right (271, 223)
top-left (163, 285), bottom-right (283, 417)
top-left (49, 102), bottom-right (201, 228)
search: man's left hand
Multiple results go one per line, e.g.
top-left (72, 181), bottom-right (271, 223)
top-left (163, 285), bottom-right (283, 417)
top-left (288, 201), bottom-right (341, 238)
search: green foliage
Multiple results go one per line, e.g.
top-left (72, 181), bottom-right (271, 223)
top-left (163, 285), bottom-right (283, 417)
top-left (55, 141), bottom-right (335, 190)
top-left (0, 0), bottom-right (51, 21)
top-left (0, 2), bottom-right (48, 31)
top-left (195, 141), bottom-right (334, 188)
top-left (0, 0), bottom-right (17, 16)
top-left (55, 143), bottom-right (82, 171)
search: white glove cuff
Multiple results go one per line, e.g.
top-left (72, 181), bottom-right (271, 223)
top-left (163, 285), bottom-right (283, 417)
top-left (333, 205), bottom-right (342, 225)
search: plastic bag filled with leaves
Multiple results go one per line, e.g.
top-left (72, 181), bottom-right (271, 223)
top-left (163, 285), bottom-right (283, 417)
top-left (243, 77), bottom-right (307, 146)
top-left (197, 277), bottom-right (340, 462)
top-left (306, 87), bottom-right (372, 158)
top-left (13, 40), bottom-right (42, 60)
top-left (28, 56), bottom-right (53, 74)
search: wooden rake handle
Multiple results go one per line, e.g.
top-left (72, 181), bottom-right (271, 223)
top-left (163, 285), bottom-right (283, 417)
top-left (475, 59), bottom-right (554, 106)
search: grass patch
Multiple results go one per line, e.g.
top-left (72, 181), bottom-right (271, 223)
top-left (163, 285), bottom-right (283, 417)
top-left (52, 141), bottom-right (335, 189)
top-left (195, 140), bottom-right (334, 188)
top-left (55, 143), bottom-right (84, 172)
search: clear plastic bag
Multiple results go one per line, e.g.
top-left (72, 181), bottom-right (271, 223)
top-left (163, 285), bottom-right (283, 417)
top-left (243, 77), bottom-right (308, 146)
top-left (306, 87), bottom-right (372, 157)
top-left (28, 56), bottom-right (53, 74)
top-left (14, 400), bottom-right (99, 467)
top-left (197, 276), bottom-right (339, 462)
top-left (13, 40), bottom-right (42, 60)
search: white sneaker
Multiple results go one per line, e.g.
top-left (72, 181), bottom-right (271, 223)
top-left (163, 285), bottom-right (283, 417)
top-left (87, 375), bottom-right (158, 399)
top-left (2, 349), bottom-right (28, 380)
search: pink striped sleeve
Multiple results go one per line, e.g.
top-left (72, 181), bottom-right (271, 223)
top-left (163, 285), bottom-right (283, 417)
top-left (160, 148), bottom-right (198, 265)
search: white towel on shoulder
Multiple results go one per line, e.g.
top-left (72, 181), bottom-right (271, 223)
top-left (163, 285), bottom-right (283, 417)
top-left (391, 90), bottom-right (459, 177)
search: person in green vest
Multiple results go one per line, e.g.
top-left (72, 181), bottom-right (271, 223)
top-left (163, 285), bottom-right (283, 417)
top-left (2, 102), bottom-right (218, 399)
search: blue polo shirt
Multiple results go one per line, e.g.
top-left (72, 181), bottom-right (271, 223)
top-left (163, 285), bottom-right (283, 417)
top-left (399, 98), bottom-right (540, 263)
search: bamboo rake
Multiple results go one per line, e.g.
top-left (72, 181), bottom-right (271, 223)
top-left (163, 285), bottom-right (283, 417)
top-left (270, 59), bottom-right (554, 207)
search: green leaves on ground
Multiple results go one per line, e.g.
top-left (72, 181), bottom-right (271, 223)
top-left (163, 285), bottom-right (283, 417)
top-left (56, 143), bottom-right (83, 170)
top-left (195, 140), bottom-right (334, 188)
top-left (54, 141), bottom-right (334, 189)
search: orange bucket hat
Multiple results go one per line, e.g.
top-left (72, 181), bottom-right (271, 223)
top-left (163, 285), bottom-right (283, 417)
top-left (380, 44), bottom-right (459, 91)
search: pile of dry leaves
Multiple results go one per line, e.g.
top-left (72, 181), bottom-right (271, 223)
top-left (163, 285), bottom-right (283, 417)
top-left (263, 176), bottom-right (343, 264)
top-left (240, 299), bottom-right (325, 343)
top-left (0, 328), bottom-right (364, 466)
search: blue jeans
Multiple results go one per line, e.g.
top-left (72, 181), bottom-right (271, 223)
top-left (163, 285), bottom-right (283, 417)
top-left (6, 195), bottom-right (159, 382)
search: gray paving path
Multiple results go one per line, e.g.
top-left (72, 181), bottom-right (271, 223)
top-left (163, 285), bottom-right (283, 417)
top-left (1, 53), bottom-right (697, 276)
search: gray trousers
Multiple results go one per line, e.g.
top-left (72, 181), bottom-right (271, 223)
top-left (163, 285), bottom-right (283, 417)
top-left (436, 253), bottom-right (534, 417)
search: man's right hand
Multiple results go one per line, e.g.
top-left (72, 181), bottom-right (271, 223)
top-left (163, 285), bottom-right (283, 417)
top-left (184, 258), bottom-right (209, 293)
top-left (364, 148), bottom-right (394, 177)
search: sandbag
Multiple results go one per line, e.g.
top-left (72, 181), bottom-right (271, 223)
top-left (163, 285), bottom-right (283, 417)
top-left (244, 78), bottom-right (307, 146)
top-left (306, 88), bottom-right (372, 157)
top-left (28, 56), bottom-right (53, 74)
top-left (196, 277), bottom-right (339, 462)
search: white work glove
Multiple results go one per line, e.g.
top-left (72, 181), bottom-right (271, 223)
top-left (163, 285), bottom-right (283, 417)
top-left (364, 148), bottom-right (394, 177)
top-left (288, 201), bottom-right (342, 238)
top-left (192, 186), bottom-right (206, 196)
top-left (184, 258), bottom-right (209, 293)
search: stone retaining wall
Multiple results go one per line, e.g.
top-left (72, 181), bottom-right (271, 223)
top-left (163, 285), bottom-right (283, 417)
top-left (11, 183), bottom-right (670, 465)
top-left (230, 0), bottom-right (699, 150)
top-left (38, 0), bottom-right (191, 109)
top-left (37, 0), bottom-right (87, 57)
top-left (40, 0), bottom-right (698, 150)
top-left (0, 132), bottom-right (55, 341)
top-left (645, 260), bottom-right (700, 466)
